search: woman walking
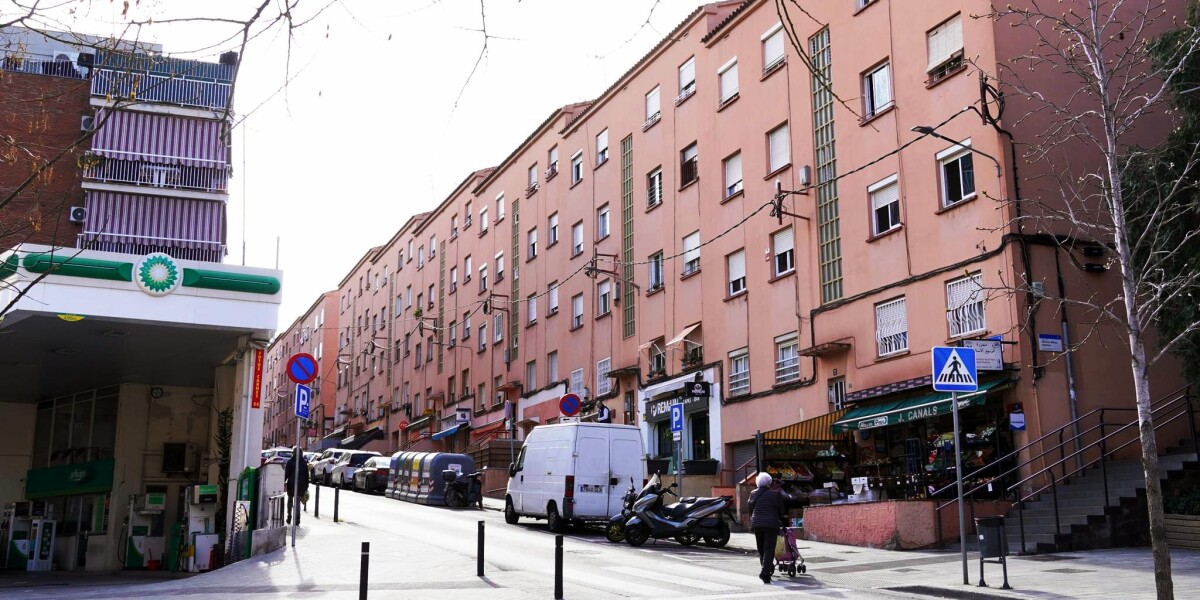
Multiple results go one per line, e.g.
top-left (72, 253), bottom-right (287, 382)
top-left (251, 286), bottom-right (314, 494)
top-left (748, 472), bottom-right (786, 584)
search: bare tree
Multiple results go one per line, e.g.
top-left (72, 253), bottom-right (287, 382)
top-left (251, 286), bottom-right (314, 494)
top-left (984, 2), bottom-right (1200, 597)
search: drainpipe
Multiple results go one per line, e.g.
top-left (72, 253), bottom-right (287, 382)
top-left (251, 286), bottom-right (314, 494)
top-left (1054, 250), bottom-right (1083, 470)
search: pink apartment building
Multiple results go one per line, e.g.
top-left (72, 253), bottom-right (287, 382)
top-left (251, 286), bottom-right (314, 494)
top-left (263, 292), bottom-right (339, 451)
top-left (274, 0), bottom-right (1193, 550)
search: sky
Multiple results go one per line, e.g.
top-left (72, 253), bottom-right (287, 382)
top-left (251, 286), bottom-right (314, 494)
top-left (28, 0), bottom-right (711, 328)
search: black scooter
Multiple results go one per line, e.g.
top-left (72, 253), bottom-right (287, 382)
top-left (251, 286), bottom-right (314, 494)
top-left (442, 469), bottom-right (483, 509)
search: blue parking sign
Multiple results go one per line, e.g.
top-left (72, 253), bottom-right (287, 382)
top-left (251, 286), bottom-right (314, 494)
top-left (670, 403), bottom-right (684, 432)
top-left (294, 384), bottom-right (311, 419)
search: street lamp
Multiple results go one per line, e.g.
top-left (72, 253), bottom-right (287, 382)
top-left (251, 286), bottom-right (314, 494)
top-left (911, 125), bottom-right (1002, 177)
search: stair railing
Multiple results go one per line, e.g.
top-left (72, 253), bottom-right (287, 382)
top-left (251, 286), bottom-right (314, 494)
top-left (932, 384), bottom-right (1192, 551)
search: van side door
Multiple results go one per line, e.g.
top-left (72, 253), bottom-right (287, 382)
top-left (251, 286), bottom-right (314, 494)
top-left (609, 435), bottom-right (645, 517)
top-left (573, 433), bottom-right (610, 519)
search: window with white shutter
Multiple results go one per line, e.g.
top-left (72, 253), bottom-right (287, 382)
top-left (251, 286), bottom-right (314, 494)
top-left (682, 232), bottom-right (701, 275)
top-left (774, 333), bottom-right (800, 383)
top-left (723, 152), bottom-right (743, 198)
top-left (869, 175), bottom-right (900, 235)
top-left (596, 358), bottom-right (611, 395)
top-left (727, 249), bottom-right (746, 296)
top-left (598, 280), bottom-right (611, 315)
top-left (645, 86), bottom-right (661, 121)
top-left (772, 227), bottom-right (795, 276)
top-left (729, 348), bottom-right (750, 395)
top-left (718, 57), bottom-right (739, 103)
top-left (572, 294), bottom-right (584, 328)
top-left (926, 14), bottom-right (964, 81)
top-left (946, 273), bottom-right (985, 337)
top-left (762, 23), bottom-right (785, 72)
top-left (768, 123), bottom-right (790, 173)
top-left (875, 297), bottom-right (909, 356)
top-left (528, 294), bottom-right (538, 324)
top-left (678, 56), bottom-right (696, 100)
top-left (647, 168), bottom-right (663, 207)
top-left (494, 313), bottom-right (504, 343)
top-left (596, 129), bottom-right (609, 164)
top-left (548, 282), bottom-right (559, 314)
top-left (648, 252), bottom-right (664, 290)
top-left (572, 222), bottom-right (584, 256)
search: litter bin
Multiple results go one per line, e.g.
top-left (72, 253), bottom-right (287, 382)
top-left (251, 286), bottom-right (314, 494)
top-left (973, 515), bottom-right (1011, 589)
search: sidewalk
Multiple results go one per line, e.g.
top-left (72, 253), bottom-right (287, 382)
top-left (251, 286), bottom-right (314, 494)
top-left (480, 497), bottom-right (1200, 599)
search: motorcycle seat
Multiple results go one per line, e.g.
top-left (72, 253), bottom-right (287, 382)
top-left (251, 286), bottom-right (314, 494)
top-left (687, 497), bottom-right (723, 511)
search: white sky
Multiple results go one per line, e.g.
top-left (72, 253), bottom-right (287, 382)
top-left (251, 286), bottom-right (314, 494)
top-left (29, 0), bottom-right (709, 328)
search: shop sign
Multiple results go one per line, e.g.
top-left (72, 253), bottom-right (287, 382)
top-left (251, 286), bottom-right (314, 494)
top-left (26, 459), bottom-right (115, 499)
top-left (682, 381), bottom-right (711, 398)
top-left (962, 339), bottom-right (1003, 371)
top-left (1009, 403), bottom-right (1026, 431)
top-left (251, 348), bottom-right (264, 409)
top-left (645, 394), bottom-right (707, 422)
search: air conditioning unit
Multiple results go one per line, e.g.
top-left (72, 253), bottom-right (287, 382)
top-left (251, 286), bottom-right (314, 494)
top-left (80, 115), bottom-right (95, 132)
top-left (503, 348), bottom-right (512, 364)
top-left (68, 206), bottom-right (88, 223)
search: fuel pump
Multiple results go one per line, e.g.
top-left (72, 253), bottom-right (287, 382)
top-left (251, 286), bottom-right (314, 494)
top-left (184, 484), bottom-right (219, 572)
top-left (122, 493), bottom-right (165, 569)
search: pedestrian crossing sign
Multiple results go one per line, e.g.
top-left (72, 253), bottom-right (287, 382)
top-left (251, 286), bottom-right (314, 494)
top-left (931, 346), bottom-right (978, 392)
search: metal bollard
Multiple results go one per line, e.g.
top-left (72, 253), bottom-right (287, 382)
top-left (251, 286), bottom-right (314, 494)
top-left (334, 487), bottom-right (340, 523)
top-left (315, 484), bottom-right (320, 519)
top-left (477, 520), bottom-right (485, 577)
top-left (554, 534), bottom-right (563, 599)
top-left (359, 541), bottom-right (369, 600)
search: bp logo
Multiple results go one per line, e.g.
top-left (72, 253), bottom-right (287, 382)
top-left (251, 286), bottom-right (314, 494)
top-left (135, 253), bottom-right (181, 296)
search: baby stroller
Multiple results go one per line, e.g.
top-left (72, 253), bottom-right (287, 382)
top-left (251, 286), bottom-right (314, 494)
top-left (774, 526), bottom-right (806, 577)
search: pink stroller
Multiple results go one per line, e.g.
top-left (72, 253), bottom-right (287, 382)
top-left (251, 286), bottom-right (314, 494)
top-left (774, 526), bottom-right (806, 577)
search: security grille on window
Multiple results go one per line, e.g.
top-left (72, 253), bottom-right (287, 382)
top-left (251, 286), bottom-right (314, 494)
top-left (572, 222), bottom-right (584, 256)
top-left (947, 273), bottom-right (985, 337)
top-left (718, 57), bottom-right (739, 103)
top-left (571, 151), bottom-right (584, 184)
top-left (494, 313), bottom-right (504, 342)
top-left (774, 333), bottom-right (800, 383)
top-left (648, 251), bottom-right (664, 290)
top-left (647, 168), bottom-right (663, 207)
top-left (729, 348), bottom-right (750, 395)
top-left (870, 175), bottom-right (900, 235)
top-left (939, 142), bottom-right (976, 208)
top-left (680, 143), bottom-right (699, 186)
top-left (549, 282), bottom-right (559, 313)
top-left (678, 56), bottom-right (696, 101)
top-left (572, 294), bottom-right (584, 328)
top-left (723, 152), bottom-right (743, 198)
top-left (926, 14), bottom-right (964, 82)
top-left (828, 377), bottom-right (846, 411)
top-left (598, 281), bottom-right (611, 315)
top-left (528, 295), bottom-right (538, 324)
top-left (875, 297), bottom-right (909, 356)
top-left (762, 23), bottom-right (784, 72)
top-left (768, 123), bottom-right (790, 173)
top-left (571, 368), bottom-right (585, 395)
top-left (863, 61), bottom-right (892, 117)
top-left (727, 249), bottom-right (746, 296)
top-left (682, 231), bottom-right (701, 275)
top-left (596, 129), bottom-right (609, 164)
top-left (597, 205), bottom-right (610, 239)
top-left (596, 358), bottom-right (611, 395)
top-left (772, 227), bottom-right (795, 276)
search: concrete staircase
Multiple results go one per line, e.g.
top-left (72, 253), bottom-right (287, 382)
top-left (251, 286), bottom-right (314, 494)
top-left (1006, 449), bottom-right (1198, 554)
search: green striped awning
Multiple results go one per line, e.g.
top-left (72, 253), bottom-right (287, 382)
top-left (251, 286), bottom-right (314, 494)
top-left (832, 379), bottom-right (1009, 434)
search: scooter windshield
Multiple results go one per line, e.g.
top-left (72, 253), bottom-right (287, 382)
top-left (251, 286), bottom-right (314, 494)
top-left (639, 473), bottom-right (660, 495)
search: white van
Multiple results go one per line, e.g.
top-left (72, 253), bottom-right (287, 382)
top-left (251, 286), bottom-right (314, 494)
top-left (504, 422), bottom-right (646, 532)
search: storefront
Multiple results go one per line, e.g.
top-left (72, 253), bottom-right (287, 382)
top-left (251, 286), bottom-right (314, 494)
top-left (20, 460), bottom-right (115, 571)
top-left (754, 410), bottom-right (855, 503)
top-left (639, 369), bottom-right (722, 475)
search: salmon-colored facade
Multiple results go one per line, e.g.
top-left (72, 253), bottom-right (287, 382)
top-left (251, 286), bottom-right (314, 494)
top-left (263, 292), bottom-right (339, 450)
top-left (270, 0), bottom-right (1189, 499)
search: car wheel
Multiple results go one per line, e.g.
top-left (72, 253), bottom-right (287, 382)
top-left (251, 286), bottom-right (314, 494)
top-left (703, 520), bottom-right (730, 548)
top-left (625, 523), bottom-right (650, 547)
top-left (546, 503), bottom-right (566, 533)
top-left (504, 498), bottom-right (519, 524)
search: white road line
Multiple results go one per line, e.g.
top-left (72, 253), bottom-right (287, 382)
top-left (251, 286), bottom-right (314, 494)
top-left (563, 570), bottom-right (679, 597)
top-left (604, 565), bottom-right (741, 592)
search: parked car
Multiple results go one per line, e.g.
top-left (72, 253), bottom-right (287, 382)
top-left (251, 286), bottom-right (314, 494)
top-left (311, 448), bottom-right (351, 485)
top-left (330, 451), bottom-right (381, 488)
top-left (261, 447), bottom-right (294, 466)
top-left (353, 456), bottom-right (392, 494)
top-left (304, 451), bottom-right (320, 464)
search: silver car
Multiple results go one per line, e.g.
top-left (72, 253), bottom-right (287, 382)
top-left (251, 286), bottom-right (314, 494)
top-left (329, 451), bottom-right (381, 489)
top-left (311, 449), bottom-right (351, 485)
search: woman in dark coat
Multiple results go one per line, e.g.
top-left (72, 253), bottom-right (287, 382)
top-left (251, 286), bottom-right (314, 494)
top-left (747, 472), bottom-right (786, 583)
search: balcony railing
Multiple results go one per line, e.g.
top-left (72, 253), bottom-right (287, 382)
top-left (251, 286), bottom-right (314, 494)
top-left (77, 233), bottom-right (225, 263)
top-left (83, 150), bottom-right (230, 193)
top-left (1, 52), bottom-right (85, 79)
top-left (91, 68), bottom-right (232, 111)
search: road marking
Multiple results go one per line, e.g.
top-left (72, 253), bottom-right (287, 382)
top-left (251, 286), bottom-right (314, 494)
top-left (604, 565), bottom-right (740, 592)
top-left (563, 571), bottom-right (678, 597)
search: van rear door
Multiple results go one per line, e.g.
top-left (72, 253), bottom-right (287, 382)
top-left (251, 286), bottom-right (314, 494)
top-left (573, 431), bottom-right (610, 519)
top-left (609, 432), bottom-right (645, 516)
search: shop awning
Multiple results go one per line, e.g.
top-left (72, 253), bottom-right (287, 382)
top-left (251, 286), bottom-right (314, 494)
top-left (666, 323), bottom-right (700, 348)
top-left (431, 423), bottom-right (468, 440)
top-left (763, 408), bottom-right (850, 441)
top-left (338, 426), bottom-right (385, 449)
top-left (26, 459), bottom-right (115, 499)
top-left (832, 379), bottom-right (1009, 434)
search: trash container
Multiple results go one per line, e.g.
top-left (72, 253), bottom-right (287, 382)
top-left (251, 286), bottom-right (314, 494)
top-left (975, 516), bottom-right (1008, 558)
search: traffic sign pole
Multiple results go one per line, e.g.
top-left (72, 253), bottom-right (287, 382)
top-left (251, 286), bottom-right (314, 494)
top-left (292, 415), bottom-right (299, 548)
top-left (952, 390), bottom-right (966, 585)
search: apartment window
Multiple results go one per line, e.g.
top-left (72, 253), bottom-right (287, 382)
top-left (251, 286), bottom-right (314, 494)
top-left (465, 201), bottom-right (473, 227)
top-left (449, 376), bottom-right (457, 403)
top-left (762, 22), bottom-right (784, 72)
top-left (678, 56), bottom-right (696, 100)
top-left (479, 265), bottom-right (488, 292)
top-left (480, 207), bottom-right (489, 233)
top-left (869, 175), bottom-right (901, 235)
top-left (571, 294), bottom-right (584, 329)
top-left (548, 213), bottom-right (559, 245)
top-left (718, 57), bottom-right (738, 104)
top-left (450, 266), bottom-right (458, 293)
top-left (680, 143), bottom-right (699, 186)
top-left (598, 280), bottom-right (611, 315)
top-left (947, 273), bottom-right (985, 337)
top-left (681, 231), bottom-right (701, 275)
top-left (596, 358), bottom-right (611, 396)
top-left (548, 146), bottom-right (559, 177)
top-left (496, 194), bottom-right (506, 222)
top-left (449, 321), bottom-right (457, 345)
top-left (828, 377), bottom-right (846, 411)
top-left (863, 61), bottom-right (893, 117)
top-left (528, 228), bottom-right (538, 259)
top-left (645, 85), bottom-right (661, 124)
top-left (417, 246), bottom-right (425, 268)
top-left (464, 255), bottom-right (472, 281)
top-left (572, 222), bottom-right (584, 256)
top-left (768, 123), bottom-right (790, 173)
top-left (451, 214), bottom-right (459, 238)
top-left (548, 281), bottom-right (559, 314)
top-left (647, 167), bottom-right (663, 207)
top-left (492, 376), bottom-right (502, 405)
top-left (406, 285), bottom-right (412, 307)
top-left (547, 351), bottom-right (559, 382)
top-left (463, 312), bottom-right (472, 338)
top-left (938, 141), bottom-right (976, 208)
top-left (416, 293), bottom-right (423, 311)
top-left (428, 284), bottom-right (435, 308)
top-left (526, 361), bottom-right (537, 391)
top-left (774, 333), bottom-right (800, 384)
top-left (429, 235), bottom-right (437, 257)
top-left (927, 14), bottom-right (964, 83)
top-left (772, 227), bottom-right (795, 277)
top-left (528, 294), bottom-right (538, 324)
top-left (875, 297), bottom-right (909, 356)
top-left (495, 252), bottom-right (505, 282)
top-left (596, 129), bottom-right (609, 164)
top-left (570, 369), bottom-right (585, 395)
top-left (398, 251), bottom-right (405, 271)
top-left (414, 343), bottom-right (422, 368)
top-left (650, 340), bottom-right (666, 374)
top-left (728, 348), bottom-right (750, 396)
top-left (597, 205), bottom-right (610, 239)
top-left (648, 251), bottom-right (664, 290)
top-left (727, 249), bottom-right (746, 296)
top-left (723, 152), bottom-right (743, 198)
top-left (494, 313), bottom-right (504, 343)
top-left (528, 164), bottom-right (538, 189)
top-left (479, 323), bottom-right (487, 351)
top-left (461, 369), bottom-right (471, 398)
top-left (427, 337), bottom-right (434, 361)
top-left (571, 150), bottom-right (584, 184)
top-left (407, 240), bottom-right (413, 260)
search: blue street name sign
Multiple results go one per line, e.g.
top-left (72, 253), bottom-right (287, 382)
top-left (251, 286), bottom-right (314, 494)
top-left (295, 384), bottom-right (311, 419)
top-left (931, 346), bottom-right (978, 393)
top-left (670, 403), bottom-right (684, 433)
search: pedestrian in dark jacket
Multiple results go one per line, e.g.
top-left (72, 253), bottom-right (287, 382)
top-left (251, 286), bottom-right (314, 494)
top-left (747, 472), bottom-right (786, 584)
top-left (284, 447), bottom-right (309, 525)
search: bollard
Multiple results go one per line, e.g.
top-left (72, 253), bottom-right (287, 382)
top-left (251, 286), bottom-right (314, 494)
top-left (477, 520), bottom-right (485, 577)
top-left (554, 534), bottom-right (563, 599)
top-left (359, 541), bottom-right (369, 600)
top-left (334, 487), bottom-right (340, 523)
top-left (315, 484), bottom-right (320, 519)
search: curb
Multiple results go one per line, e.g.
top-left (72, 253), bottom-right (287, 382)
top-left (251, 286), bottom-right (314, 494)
top-left (883, 585), bottom-right (1024, 600)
